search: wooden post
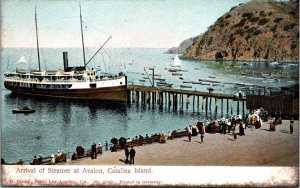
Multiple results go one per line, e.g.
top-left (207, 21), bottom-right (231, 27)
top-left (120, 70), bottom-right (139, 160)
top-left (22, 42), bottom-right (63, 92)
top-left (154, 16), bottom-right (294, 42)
top-left (168, 92), bottom-right (171, 108)
top-left (140, 91), bottom-right (143, 104)
top-left (242, 100), bottom-right (245, 117)
top-left (136, 91), bottom-right (139, 103)
top-left (146, 92), bottom-right (150, 104)
top-left (209, 97), bottom-right (212, 111)
top-left (172, 93), bottom-right (175, 110)
top-left (186, 95), bottom-right (190, 109)
top-left (221, 99), bottom-right (223, 116)
top-left (205, 97), bottom-right (208, 112)
top-left (193, 95), bottom-right (195, 111)
top-left (202, 96), bottom-right (204, 111)
top-left (227, 99), bottom-right (229, 115)
top-left (127, 89), bottom-right (131, 103)
top-left (152, 92), bottom-right (155, 106)
top-left (181, 94), bottom-right (184, 109)
top-left (132, 89), bottom-right (136, 103)
top-left (237, 100), bottom-right (240, 115)
top-left (230, 100), bottom-right (233, 115)
top-left (165, 92), bottom-right (167, 107)
top-left (215, 98), bottom-right (218, 113)
top-left (197, 96), bottom-right (199, 110)
top-left (174, 94), bottom-right (178, 111)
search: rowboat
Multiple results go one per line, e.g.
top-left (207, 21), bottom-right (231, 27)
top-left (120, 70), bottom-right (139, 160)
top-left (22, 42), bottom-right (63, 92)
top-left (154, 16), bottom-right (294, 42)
top-left (12, 106), bottom-right (36, 114)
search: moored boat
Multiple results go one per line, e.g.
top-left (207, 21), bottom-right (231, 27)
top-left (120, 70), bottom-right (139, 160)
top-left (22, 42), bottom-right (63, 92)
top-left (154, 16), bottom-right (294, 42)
top-left (4, 6), bottom-right (127, 102)
top-left (172, 72), bottom-right (183, 76)
top-left (12, 106), bottom-right (36, 114)
top-left (180, 85), bottom-right (192, 88)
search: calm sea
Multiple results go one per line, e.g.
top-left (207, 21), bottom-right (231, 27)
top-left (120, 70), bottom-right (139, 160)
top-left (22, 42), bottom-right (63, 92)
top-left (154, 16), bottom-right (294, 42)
top-left (1, 48), bottom-right (298, 163)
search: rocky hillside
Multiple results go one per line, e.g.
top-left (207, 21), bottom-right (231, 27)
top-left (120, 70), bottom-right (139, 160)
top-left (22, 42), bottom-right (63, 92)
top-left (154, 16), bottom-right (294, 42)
top-left (165, 37), bottom-right (195, 54)
top-left (183, 0), bottom-right (299, 61)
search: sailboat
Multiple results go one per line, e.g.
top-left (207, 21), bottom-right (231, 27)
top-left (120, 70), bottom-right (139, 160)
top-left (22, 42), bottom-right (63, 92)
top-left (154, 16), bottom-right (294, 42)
top-left (173, 54), bottom-right (182, 67)
top-left (4, 6), bottom-right (127, 102)
top-left (168, 54), bottom-right (187, 73)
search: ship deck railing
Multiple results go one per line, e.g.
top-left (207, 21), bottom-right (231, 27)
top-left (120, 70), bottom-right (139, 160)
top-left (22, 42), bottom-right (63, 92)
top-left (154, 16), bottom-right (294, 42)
top-left (5, 76), bottom-right (124, 84)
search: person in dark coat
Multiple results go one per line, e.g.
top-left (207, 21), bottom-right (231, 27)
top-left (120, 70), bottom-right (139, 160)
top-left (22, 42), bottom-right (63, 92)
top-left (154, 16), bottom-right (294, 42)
top-left (233, 131), bottom-right (237, 140)
top-left (125, 146), bottom-right (129, 164)
top-left (105, 141), bottom-right (108, 151)
top-left (290, 119), bottom-right (294, 134)
top-left (129, 147), bottom-right (136, 164)
top-left (71, 153), bottom-right (77, 161)
top-left (91, 142), bottom-right (97, 159)
top-left (200, 125), bottom-right (205, 143)
top-left (239, 123), bottom-right (245, 136)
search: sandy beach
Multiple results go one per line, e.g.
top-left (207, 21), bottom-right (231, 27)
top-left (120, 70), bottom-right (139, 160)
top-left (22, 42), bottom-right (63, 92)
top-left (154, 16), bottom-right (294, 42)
top-left (65, 120), bottom-right (298, 166)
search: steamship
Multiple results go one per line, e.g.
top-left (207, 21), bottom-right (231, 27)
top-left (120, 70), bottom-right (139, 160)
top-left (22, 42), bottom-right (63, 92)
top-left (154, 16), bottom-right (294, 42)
top-left (4, 6), bottom-right (127, 102)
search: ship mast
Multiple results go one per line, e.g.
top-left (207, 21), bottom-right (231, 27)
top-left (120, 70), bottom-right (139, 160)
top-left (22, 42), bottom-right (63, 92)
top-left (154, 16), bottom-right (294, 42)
top-left (80, 4), bottom-right (87, 69)
top-left (35, 7), bottom-right (41, 71)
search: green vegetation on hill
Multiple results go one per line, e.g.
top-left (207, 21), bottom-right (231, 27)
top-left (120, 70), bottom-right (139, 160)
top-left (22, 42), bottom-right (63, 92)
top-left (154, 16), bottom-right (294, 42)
top-left (182, 0), bottom-right (299, 62)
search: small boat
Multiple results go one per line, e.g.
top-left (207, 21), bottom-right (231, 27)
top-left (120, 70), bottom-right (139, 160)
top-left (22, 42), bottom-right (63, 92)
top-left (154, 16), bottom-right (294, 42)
top-left (177, 69), bottom-right (188, 72)
top-left (12, 106), bottom-right (36, 114)
top-left (182, 81), bottom-right (193, 84)
top-left (208, 76), bottom-right (216, 79)
top-left (199, 82), bottom-right (211, 86)
top-left (154, 78), bottom-right (166, 81)
top-left (157, 81), bottom-right (173, 88)
top-left (172, 73), bottom-right (183, 76)
top-left (139, 79), bottom-right (146, 82)
top-left (179, 77), bottom-right (183, 80)
top-left (168, 68), bottom-right (179, 72)
top-left (180, 85), bottom-right (192, 88)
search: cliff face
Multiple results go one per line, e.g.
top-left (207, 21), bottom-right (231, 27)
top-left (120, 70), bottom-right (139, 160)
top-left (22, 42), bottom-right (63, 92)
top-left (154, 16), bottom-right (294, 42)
top-left (183, 0), bottom-right (299, 62)
top-left (166, 38), bottom-right (195, 54)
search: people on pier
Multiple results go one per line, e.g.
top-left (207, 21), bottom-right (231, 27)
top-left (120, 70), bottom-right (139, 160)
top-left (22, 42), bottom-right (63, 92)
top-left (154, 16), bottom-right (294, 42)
top-left (187, 127), bottom-right (192, 142)
top-left (125, 146), bottom-right (130, 164)
top-left (105, 141), bottom-right (108, 151)
top-left (38, 155), bottom-right (43, 162)
top-left (233, 131), bottom-right (237, 140)
top-left (269, 118), bottom-right (276, 131)
top-left (290, 119), bottom-right (294, 134)
top-left (71, 153), bottom-right (77, 161)
top-left (57, 150), bottom-right (62, 157)
top-left (31, 156), bottom-right (37, 164)
top-left (51, 154), bottom-right (55, 165)
top-left (239, 123), bottom-right (245, 136)
top-left (159, 132), bottom-right (166, 143)
top-left (17, 158), bottom-right (24, 165)
top-left (200, 125), bottom-right (205, 143)
top-left (91, 142), bottom-right (97, 159)
top-left (98, 143), bottom-right (102, 155)
top-left (129, 146), bottom-right (136, 165)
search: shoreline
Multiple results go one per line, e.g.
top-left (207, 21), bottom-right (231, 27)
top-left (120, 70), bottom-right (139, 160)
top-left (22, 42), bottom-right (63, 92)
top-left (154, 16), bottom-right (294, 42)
top-left (64, 120), bottom-right (299, 166)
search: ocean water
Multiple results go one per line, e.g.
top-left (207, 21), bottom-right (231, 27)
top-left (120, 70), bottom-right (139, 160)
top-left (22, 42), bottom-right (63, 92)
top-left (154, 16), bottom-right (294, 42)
top-left (1, 48), bottom-right (298, 163)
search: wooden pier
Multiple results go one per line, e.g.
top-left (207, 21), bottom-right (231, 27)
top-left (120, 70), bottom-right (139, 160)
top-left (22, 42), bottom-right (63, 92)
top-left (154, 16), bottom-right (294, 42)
top-left (127, 85), bottom-right (246, 116)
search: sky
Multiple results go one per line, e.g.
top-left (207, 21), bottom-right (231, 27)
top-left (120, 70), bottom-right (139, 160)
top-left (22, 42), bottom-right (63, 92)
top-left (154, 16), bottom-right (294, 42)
top-left (1, 0), bottom-right (250, 48)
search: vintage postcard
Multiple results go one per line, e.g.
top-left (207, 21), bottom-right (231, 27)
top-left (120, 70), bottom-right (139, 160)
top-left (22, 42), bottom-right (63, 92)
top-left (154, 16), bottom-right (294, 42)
top-left (1, 0), bottom-right (299, 187)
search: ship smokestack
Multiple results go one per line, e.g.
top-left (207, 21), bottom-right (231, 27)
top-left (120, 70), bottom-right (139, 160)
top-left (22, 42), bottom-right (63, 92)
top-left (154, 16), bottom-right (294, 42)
top-left (63, 52), bottom-right (69, 71)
